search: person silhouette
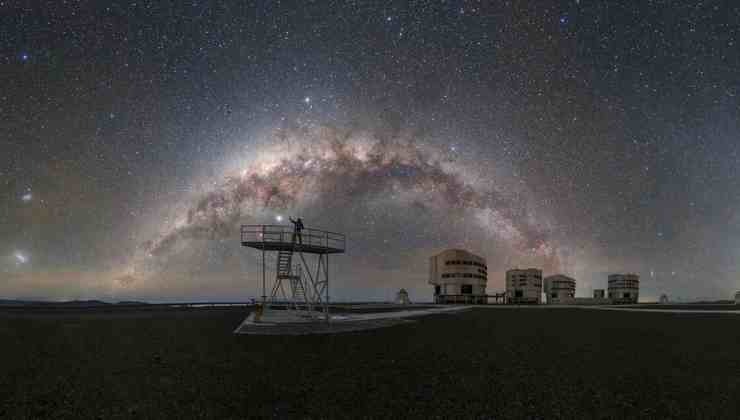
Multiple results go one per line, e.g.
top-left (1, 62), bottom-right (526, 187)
top-left (289, 217), bottom-right (304, 245)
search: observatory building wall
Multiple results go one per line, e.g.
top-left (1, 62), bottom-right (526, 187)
top-left (429, 249), bottom-right (487, 304)
top-left (607, 274), bottom-right (640, 304)
top-left (506, 268), bottom-right (543, 304)
top-left (544, 274), bottom-right (576, 304)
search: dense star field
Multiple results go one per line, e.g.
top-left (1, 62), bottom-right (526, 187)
top-left (2, 1), bottom-right (739, 301)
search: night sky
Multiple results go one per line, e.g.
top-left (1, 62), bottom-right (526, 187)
top-left (2, 1), bottom-right (739, 302)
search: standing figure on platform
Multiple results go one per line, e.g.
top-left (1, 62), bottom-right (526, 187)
top-left (289, 217), bottom-right (305, 245)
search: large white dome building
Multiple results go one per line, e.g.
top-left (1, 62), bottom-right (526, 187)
top-left (429, 249), bottom-right (488, 304)
top-left (607, 274), bottom-right (640, 304)
top-left (506, 268), bottom-right (543, 304)
top-left (544, 274), bottom-right (576, 304)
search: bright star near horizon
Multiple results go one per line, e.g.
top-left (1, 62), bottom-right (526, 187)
top-left (275, 215), bottom-right (284, 222)
top-left (303, 96), bottom-right (310, 104)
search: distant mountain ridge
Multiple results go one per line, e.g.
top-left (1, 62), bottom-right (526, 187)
top-left (0, 299), bottom-right (148, 306)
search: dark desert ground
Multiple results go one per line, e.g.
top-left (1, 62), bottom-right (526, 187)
top-left (2, 306), bottom-right (740, 419)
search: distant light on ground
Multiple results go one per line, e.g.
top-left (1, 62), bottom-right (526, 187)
top-left (275, 215), bottom-right (284, 222)
top-left (21, 192), bottom-right (32, 202)
top-left (14, 251), bottom-right (28, 264)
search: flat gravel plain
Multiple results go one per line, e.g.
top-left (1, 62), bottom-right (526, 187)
top-left (620, 304), bottom-right (740, 311)
top-left (1, 307), bottom-right (739, 419)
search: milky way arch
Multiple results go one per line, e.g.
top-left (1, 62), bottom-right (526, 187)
top-left (123, 124), bottom-right (561, 286)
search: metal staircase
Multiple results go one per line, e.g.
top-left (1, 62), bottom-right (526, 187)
top-left (289, 268), bottom-right (307, 307)
top-left (276, 250), bottom-right (294, 280)
top-left (271, 235), bottom-right (313, 312)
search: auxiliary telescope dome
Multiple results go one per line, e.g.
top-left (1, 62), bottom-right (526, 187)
top-left (396, 289), bottom-right (411, 305)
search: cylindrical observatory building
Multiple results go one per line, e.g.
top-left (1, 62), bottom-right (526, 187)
top-left (506, 268), bottom-right (543, 304)
top-left (544, 274), bottom-right (576, 304)
top-left (607, 274), bottom-right (640, 304)
top-left (429, 249), bottom-right (488, 304)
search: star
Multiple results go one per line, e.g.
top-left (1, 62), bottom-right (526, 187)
top-left (303, 96), bottom-right (311, 104)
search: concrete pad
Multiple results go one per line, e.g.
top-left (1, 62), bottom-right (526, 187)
top-left (233, 305), bottom-right (471, 335)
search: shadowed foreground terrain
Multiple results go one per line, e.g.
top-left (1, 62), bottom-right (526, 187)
top-left (1, 307), bottom-right (739, 419)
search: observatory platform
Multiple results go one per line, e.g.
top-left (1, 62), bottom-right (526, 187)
top-left (239, 223), bottom-right (345, 327)
top-left (233, 305), bottom-right (471, 335)
top-left (241, 225), bottom-right (345, 254)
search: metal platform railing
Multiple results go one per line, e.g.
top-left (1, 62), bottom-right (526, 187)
top-left (241, 224), bottom-right (346, 253)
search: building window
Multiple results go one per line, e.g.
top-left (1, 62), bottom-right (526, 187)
top-left (551, 293), bottom-right (557, 298)
top-left (461, 284), bottom-right (473, 294)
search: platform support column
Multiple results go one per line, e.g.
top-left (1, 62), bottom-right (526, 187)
top-left (325, 253), bottom-right (329, 322)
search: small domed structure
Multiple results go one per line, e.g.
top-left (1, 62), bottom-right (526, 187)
top-left (659, 294), bottom-right (669, 304)
top-left (735, 291), bottom-right (740, 305)
top-left (396, 289), bottom-right (411, 305)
